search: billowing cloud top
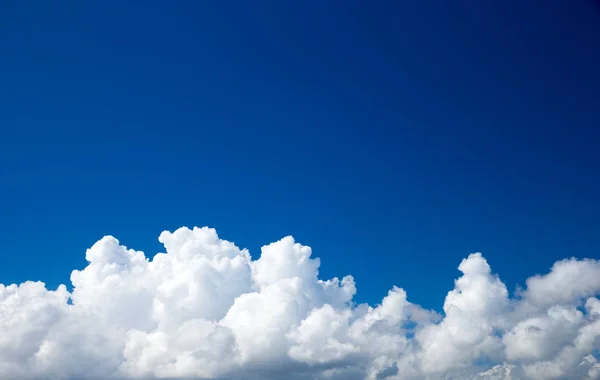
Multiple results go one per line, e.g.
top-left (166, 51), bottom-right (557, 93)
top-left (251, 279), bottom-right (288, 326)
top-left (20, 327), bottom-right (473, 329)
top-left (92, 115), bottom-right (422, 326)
top-left (1, 226), bottom-right (599, 379)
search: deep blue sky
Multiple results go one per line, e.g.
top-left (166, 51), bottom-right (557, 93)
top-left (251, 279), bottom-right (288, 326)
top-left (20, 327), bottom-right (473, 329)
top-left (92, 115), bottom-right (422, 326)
top-left (1, 0), bottom-right (599, 310)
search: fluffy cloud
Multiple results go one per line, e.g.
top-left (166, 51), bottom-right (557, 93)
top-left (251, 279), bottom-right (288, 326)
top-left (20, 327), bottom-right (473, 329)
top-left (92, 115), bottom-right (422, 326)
top-left (1, 226), bottom-right (600, 379)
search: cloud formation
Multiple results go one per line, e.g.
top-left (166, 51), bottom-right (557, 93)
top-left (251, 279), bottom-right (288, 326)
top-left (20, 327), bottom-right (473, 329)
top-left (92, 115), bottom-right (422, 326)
top-left (1, 226), bottom-right (599, 379)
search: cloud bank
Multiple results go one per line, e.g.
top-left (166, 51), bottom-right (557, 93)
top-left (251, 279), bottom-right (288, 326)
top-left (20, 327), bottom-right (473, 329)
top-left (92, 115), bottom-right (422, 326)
top-left (1, 226), bottom-right (600, 379)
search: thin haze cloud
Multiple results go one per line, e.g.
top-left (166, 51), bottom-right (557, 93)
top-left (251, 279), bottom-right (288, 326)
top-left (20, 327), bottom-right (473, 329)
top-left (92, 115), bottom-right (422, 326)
top-left (1, 226), bottom-right (600, 379)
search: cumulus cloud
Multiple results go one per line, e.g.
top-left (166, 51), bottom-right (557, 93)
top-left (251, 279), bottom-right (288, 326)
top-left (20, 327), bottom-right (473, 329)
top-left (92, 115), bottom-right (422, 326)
top-left (1, 226), bottom-right (600, 379)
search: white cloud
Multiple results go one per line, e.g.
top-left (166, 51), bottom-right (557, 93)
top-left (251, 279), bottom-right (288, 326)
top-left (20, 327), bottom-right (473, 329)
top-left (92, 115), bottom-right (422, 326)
top-left (522, 258), bottom-right (600, 308)
top-left (1, 226), bottom-right (600, 379)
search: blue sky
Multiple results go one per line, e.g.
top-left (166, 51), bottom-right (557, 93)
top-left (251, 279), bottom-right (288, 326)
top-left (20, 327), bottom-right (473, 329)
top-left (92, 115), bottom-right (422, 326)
top-left (1, 0), bottom-right (599, 311)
